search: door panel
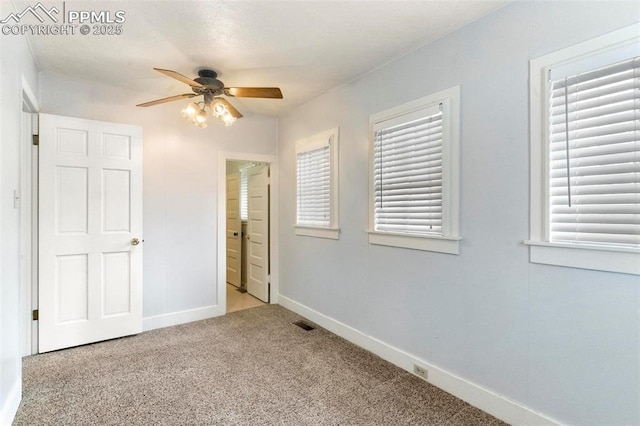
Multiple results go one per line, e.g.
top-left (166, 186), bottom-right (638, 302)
top-left (102, 252), bottom-right (131, 316)
top-left (247, 164), bottom-right (269, 302)
top-left (56, 166), bottom-right (88, 233)
top-left (103, 169), bottom-right (131, 232)
top-left (39, 113), bottom-right (143, 353)
top-left (226, 171), bottom-right (241, 287)
top-left (56, 254), bottom-right (89, 322)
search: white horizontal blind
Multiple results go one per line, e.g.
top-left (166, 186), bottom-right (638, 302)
top-left (240, 168), bottom-right (248, 220)
top-left (297, 142), bottom-right (331, 227)
top-left (373, 106), bottom-right (443, 234)
top-left (549, 56), bottom-right (640, 247)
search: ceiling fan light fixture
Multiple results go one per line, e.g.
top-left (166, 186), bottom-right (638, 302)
top-left (195, 108), bottom-right (208, 124)
top-left (222, 114), bottom-right (236, 127)
top-left (139, 67), bottom-right (280, 129)
top-left (210, 98), bottom-right (237, 127)
top-left (181, 102), bottom-right (198, 118)
top-left (181, 101), bottom-right (210, 127)
top-left (211, 101), bottom-right (227, 117)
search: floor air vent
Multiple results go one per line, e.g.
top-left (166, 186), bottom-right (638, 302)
top-left (294, 320), bottom-right (315, 331)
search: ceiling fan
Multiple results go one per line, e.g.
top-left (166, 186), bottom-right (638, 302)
top-left (137, 68), bottom-right (283, 127)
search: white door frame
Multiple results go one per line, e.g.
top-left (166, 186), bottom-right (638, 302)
top-left (217, 151), bottom-right (278, 312)
top-left (21, 76), bottom-right (39, 356)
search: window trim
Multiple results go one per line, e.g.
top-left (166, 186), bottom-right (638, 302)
top-left (527, 23), bottom-right (640, 275)
top-left (294, 127), bottom-right (340, 240)
top-left (368, 86), bottom-right (461, 254)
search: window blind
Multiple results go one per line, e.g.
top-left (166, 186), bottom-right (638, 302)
top-left (240, 168), bottom-right (248, 220)
top-left (297, 142), bottom-right (331, 227)
top-left (373, 107), bottom-right (443, 235)
top-left (549, 56), bottom-right (640, 247)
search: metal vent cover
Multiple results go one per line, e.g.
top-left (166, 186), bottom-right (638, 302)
top-left (293, 320), bottom-right (315, 331)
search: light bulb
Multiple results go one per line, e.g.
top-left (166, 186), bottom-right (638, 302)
top-left (222, 114), bottom-right (236, 127)
top-left (184, 102), bottom-right (198, 117)
top-left (213, 103), bottom-right (227, 116)
top-left (195, 109), bottom-right (208, 124)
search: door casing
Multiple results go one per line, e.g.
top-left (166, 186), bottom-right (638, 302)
top-left (20, 78), bottom-right (39, 356)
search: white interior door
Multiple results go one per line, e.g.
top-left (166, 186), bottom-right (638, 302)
top-left (247, 164), bottom-right (269, 302)
top-left (226, 171), bottom-right (241, 287)
top-left (38, 113), bottom-right (143, 353)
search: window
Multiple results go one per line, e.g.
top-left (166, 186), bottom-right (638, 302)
top-left (528, 23), bottom-right (640, 275)
top-left (295, 128), bottom-right (339, 239)
top-left (368, 86), bottom-right (460, 254)
top-left (240, 167), bottom-right (248, 221)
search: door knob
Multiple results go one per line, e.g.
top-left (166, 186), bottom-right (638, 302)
top-left (233, 232), bottom-right (238, 237)
top-left (131, 238), bottom-right (140, 246)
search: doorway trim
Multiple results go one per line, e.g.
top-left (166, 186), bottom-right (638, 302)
top-left (217, 151), bottom-right (278, 313)
top-left (21, 76), bottom-right (39, 356)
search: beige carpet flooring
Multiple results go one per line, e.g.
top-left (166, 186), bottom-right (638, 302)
top-left (14, 305), bottom-right (506, 425)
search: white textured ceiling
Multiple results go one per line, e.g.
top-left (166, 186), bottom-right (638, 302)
top-left (17, 0), bottom-right (508, 116)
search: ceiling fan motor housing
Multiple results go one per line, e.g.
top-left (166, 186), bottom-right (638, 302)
top-left (193, 69), bottom-right (225, 100)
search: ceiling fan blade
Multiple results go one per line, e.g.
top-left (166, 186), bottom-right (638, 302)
top-left (216, 98), bottom-right (243, 118)
top-left (224, 87), bottom-right (283, 99)
top-left (136, 93), bottom-right (197, 107)
top-left (153, 68), bottom-right (204, 88)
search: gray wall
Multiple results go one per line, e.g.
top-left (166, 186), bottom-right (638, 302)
top-left (277, 2), bottom-right (640, 424)
top-left (0, 2), bottom-right (39, 420)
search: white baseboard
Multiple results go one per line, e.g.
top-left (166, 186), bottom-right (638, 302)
top-left (278, 295), bottom-right (560, 426)
top-left (0, 378), bottom-right (21, 426)
top-left (143, 305), bottom-right (224, 332)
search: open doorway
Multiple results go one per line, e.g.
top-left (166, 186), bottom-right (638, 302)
top-left (217, 151), bottom-right (279, 316)
top-left (224, 159), bottom-right (271, 313)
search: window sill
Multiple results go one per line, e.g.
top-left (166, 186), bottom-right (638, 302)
top-left (294, 225), bottom-right (340, 240)
top-left (524, 240), bottom-right (640, 275)
top-left (368, 231), bottom-right (460, 254)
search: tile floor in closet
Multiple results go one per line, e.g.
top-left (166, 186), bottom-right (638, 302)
top-left (226, 283), bottom-right (265, 313)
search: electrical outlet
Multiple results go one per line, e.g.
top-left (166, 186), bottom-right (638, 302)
top-left (413, 364), bottom-right (428, 380)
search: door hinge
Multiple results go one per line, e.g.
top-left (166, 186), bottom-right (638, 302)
top-left (32, 309), bottom-right (39, 321)
top-left (32, 135), bottom-right (39, 146)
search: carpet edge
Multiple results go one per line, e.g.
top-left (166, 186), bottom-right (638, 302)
top-left (277, 294), bottom-right (561, 426)
top-left (142, 305), bottom-right (224, 331)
